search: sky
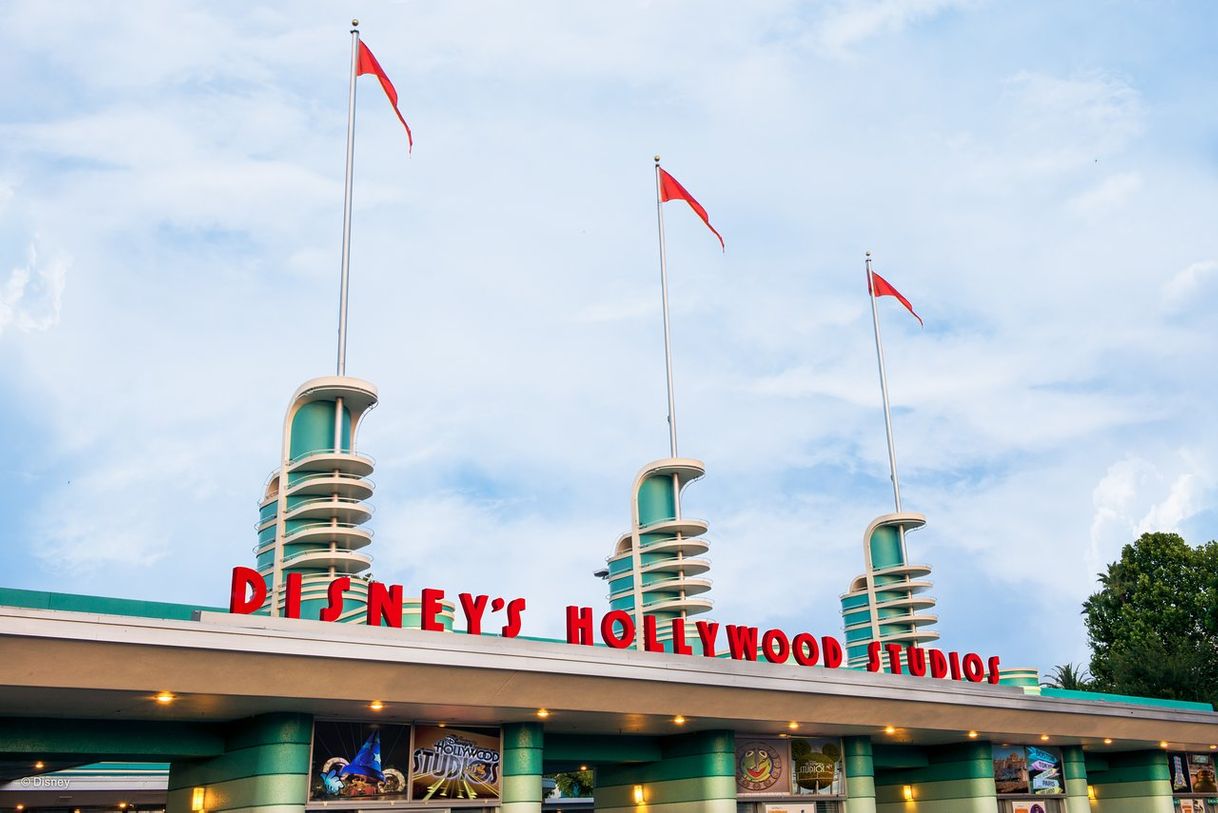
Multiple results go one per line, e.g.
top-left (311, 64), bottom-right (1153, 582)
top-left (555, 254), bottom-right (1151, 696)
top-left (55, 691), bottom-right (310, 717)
top-left (2, 0), bottom-right (1217, 673)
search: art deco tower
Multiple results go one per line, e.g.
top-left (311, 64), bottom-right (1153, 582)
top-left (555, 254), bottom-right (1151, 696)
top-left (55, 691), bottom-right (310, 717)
top-left (839, 513), bottom-right (939, 668)
top-left (254, 378), bottom-right (378, 621)
top-left (603, 459), bottom-right (713, 651)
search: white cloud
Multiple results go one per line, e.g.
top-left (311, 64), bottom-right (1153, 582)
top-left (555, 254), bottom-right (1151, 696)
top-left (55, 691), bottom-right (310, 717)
top-left (813, 0), bottom-right (977, 54)
top-left (0, 242), bottom-right (68, 335)
top-left (1, 0), bottom-right (1217, 671)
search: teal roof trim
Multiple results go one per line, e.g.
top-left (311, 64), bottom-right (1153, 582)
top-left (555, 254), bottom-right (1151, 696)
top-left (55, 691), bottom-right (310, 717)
top-left (0, 587), bottom-right (220, 621)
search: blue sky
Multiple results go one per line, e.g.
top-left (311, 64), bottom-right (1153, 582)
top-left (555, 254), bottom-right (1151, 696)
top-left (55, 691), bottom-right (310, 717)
top-left (2, 0), bottom-right (1217, 673)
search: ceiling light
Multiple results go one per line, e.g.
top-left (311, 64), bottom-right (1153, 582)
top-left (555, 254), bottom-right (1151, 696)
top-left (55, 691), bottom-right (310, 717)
top-left (1040, 735), bottom-right (1050, 742)
top-left (1209, 745), bottom-right (1216, 750)
top-left (1159, 741), bottom-right (1168, 749)
top-left (536, 708), bottom-right (551, 718)
top-left (33, 761), bottom-right (44, 770)
top-left (1103, 738), bottom-right (1113, 745)
top-left (154, 691), bottom-right (176, 704)
top-left (673, 715), bottom-right (687, 725)
top-left (369, 700), bottom-right (385, 711)
top-left (884, 725), bottom-right (896, 735)
top-left (579, 765), bottom-right (588, 771)
top-left (967, 731), bottom-right (978, 739)
top-left (437, 722), bottom-right (446, 728)
top-left (787, 721), bottom-right (799, 730)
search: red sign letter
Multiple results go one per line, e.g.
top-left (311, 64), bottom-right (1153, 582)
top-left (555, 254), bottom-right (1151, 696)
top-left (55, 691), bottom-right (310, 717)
top-left (696, 620), bottom-right (719, 657)
top-left (906, 645), bottom-right (927, 677)
top-left (987, 655), bottom-right (1002, 684)
top-left (962, 652), bottom-right (985, 683)
top-left (929, 648), bottom-right (949, 679)
top-left (726, 625), bottom-right (759, 661)
top-left (671, 618), bottom-right (693, 655)
top-left (228, 566), bottom-right (266, 614)
top-left (501, 598), bottom-right (526, 638)
top-left (792, 633), bottom-right (820, 666)
top-left (865, 641), bottom-right (883, 672)
top-left (459, 593), bottom-right (489, 635)
top-left (762, 629), bottom-right (790, 664)
top-left (367, 581), bottom-right (403, 628)
top-left (601, 610), bottom-right (635, 649)
top-left (285, 572), bottom-right (302, 619)
top-left (320, 577), bottom-right (350, 622)
top-left (822, 636), bottom-right (844, 669)
top-left (643, 615), bottom-right (665, 652)
top-left (421, 588), bottom-right (445, 631)
top-left (567, 605), bottom-right (594, 645)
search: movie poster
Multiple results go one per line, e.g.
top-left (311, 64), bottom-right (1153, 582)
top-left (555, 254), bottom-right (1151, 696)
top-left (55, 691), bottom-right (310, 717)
top-left (1188, 753), bottom-right (1218, 794)
top-left (310, 721), bottom-right (412, 801)
top-left (1178, 800), bottom-right (1196, 813)
top-left (1025, 745), bottom-right (1064, 795)
top-left (992, 745), bottom-right (1030, 795)
top-left (789, 738), bottom-right (843, 796)
top-left (1010, 803), bottom-right (1047, 813)
top-left (411, 725), bottom-right (502, 801)
top-left (1171, 753), bottom-right (1194, 793)
top-left (737, 740), bottom-right (787, 795)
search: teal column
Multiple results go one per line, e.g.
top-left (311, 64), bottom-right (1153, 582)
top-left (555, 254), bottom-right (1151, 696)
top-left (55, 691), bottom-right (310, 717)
top-left (1088, 750), bottom-right (1173, 813)
top-left (166, 713), bottom-right (312, 813)
top-left (1062, 745), bottom-right (1090, 813)
top-left (843, 736), bottom-right (876, 813)
top-left (594, 729), bottom-right (736, 813)
top-left (502, 722), bottom-right (544, 813)
top-left (874, 741), bottom-right (996, 813)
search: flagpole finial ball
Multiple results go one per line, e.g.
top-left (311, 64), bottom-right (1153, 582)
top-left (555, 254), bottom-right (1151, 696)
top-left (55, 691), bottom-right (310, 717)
top-left (352, 18), bottom-right (359, 27)
top-left (654, 154), bottom-right (661, 163)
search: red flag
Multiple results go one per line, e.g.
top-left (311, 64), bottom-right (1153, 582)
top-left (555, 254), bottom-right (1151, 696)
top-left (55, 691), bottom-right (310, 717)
top-left (658, 168), bottom-right (724, 251)
top-left (869, 271), bottom-right (923, 326)
top-left (356, 40), bottom-right (413, 152)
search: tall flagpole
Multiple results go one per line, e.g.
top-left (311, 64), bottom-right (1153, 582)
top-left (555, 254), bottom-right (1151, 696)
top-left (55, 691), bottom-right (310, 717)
top-left (654, 156), bottom-right (680, 461)
top-left (336, 20), bottom-right (361, 378)
top-left (866, 251), bottom-right (903, 513)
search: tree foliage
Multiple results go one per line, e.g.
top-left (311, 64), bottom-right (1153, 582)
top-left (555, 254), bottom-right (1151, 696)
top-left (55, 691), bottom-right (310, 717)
top-left (1041, 662), bottom-right (1093, 691)
top-left (1083, 532), bottom-right (1218, 708)
top-left (552, 770), bottom-right (594, 798)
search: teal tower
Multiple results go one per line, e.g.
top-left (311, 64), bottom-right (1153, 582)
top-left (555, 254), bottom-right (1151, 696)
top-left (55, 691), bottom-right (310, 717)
top-left (839, 512), bottom-right (939, 668)
top-left (603, 458), bottom-right (713, 651)
top-left (255, 377), bottom-right (378, 621)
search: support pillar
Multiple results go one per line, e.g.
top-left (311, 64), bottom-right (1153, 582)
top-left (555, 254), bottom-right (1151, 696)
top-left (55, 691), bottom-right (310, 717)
top-left (1062, 745), bottom-right (1090, 813)
top-left (166, 712), bottom-right (312, 813)
top-left (874, 741), bottom-right (996, 813)
top-left (595, 729), bottom-right (736, 813)
top-left (502, 722), bottom-right (545, 813)
top-left (1087, 749), bottom-right (1173, 813)
top-left (843, 736), bottom-right (876, 813)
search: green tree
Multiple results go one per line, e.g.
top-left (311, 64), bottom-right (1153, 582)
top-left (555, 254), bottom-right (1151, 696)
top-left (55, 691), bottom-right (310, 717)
top-left (1083, 532), bottom-right (1218, 708)
top-left (1040, 663), bottom-right (1093, 691)
top-left (551, 769), bottom-right (594, 798)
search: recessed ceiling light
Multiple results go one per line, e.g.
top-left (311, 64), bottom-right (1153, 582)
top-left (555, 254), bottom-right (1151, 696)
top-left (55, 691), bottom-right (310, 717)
top-left (1103, 738), bottom-right (1113, 745)
top-left (154, 691), bottom-right (176, 705)
top-left (673, 715), bottom-right (687, 725)
top-left (1040, 735), bottom-right (1050, 742)
top-left (1159, 741), bottom-right (1169, 749)
top-left (787, 721), bottom-right (799, 730)
top-left (884, 725), bottom-right (896, 735)
top-left (1209, 745), bottom-right (1216, 750)
top-left (579, 765), bottom-right (588, 771)
top-left (369, 700), bottom-right (385, 711)
top-left (536, 708), bottom-right (551, 718)
top-left (33, 761), bottom-right (44, 770)
top-left (437, 722), bottom-right (446, 728)
top-left (967, 731), bottom-right (978, 739)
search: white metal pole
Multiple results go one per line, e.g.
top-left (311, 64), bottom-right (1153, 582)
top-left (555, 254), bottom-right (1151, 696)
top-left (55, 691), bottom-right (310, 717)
top-left (654, 156), bottom-right (679, 461)
top-left (336, 22), bottom-right (360, 377)
top-left (866, 252), bottom-right (903, 513)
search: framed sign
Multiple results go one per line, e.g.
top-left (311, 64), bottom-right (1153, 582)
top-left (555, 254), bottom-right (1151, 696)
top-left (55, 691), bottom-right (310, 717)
top-left (789, 738), bottom-right (842, 796)
top-left (736, 740), bottom-right (786, 795)
top-left (310, 721), bottom-right (412, 801)
top-left (411, 724), bottom-right (502, 801)
top-left (993, 745), bottom-right (1030, 795)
